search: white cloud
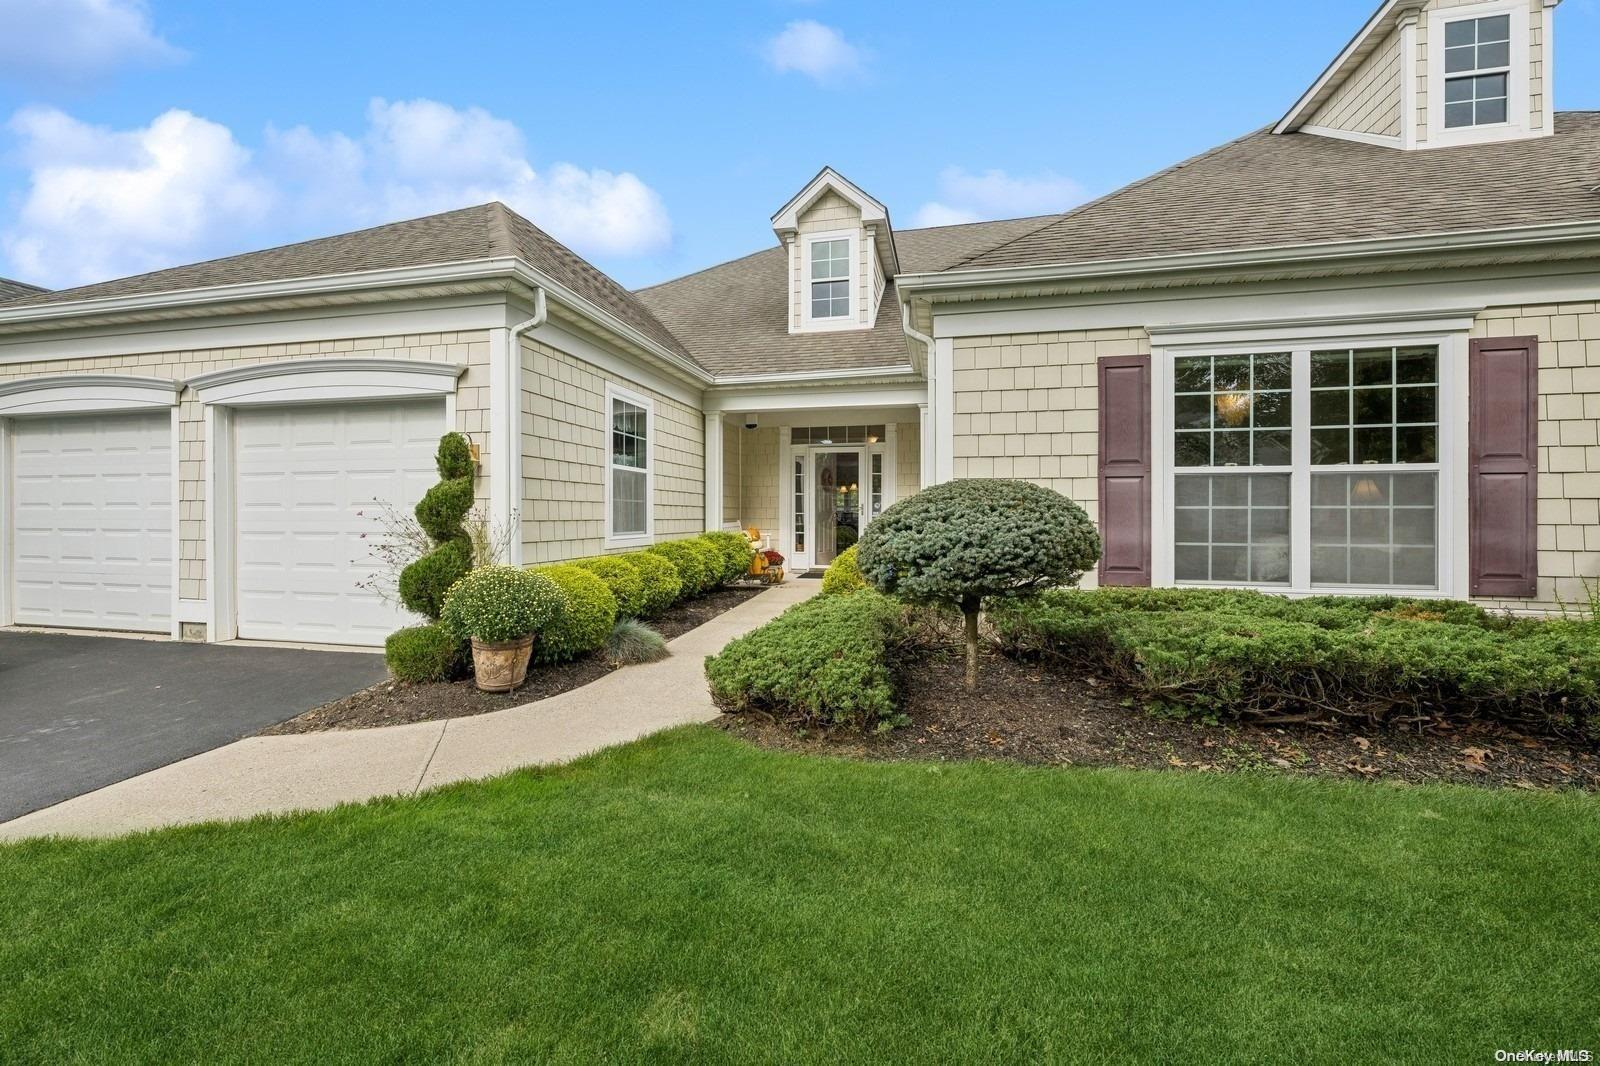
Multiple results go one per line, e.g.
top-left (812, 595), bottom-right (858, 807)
top-left (0, 0), bottom-right (183, 86)
top-left (3, 107), bottom-right (273, 286)
top-left (912, 166), bottom-right (1087, 228)
top-left (763, 20), bottom-right (864, 83)
top-left (271, 98), bottom-right (672, 258)
top-left (3, 99), bottom-right (673, 287)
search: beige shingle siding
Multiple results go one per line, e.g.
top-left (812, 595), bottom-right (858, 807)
top-left (1474, 300), bottom-right (1600, 612)
top-left (1310, 28), bottom-right (1403, 138)
top-left (894, 422), bottom-right (920, 501)
top-left (723, 427), bottom-right (780, 538)
top-left (517, 336), bottom-right (703, 564)
top-left (0, 333), bottom-right (490, 601)
top-left (951, 328), bottom-right (1148, 519)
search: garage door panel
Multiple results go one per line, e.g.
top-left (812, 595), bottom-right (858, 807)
top-left (10, 412), bottom-right (172, 633)
top-left (234, 400), bottom-right (441, 645)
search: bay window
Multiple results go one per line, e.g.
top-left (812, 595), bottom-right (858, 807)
top-left (1167, 343), bottom-right (1444, 592)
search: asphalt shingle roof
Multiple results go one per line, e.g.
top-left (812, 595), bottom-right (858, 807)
top-left (0, 276), bottom-right (46, 303)
top-left (956, 113), bottom-right (1600, 271)
top-left (632, 215), bottom-right (1059, 376)
top-left (2, 203), bottom-right (692, 361)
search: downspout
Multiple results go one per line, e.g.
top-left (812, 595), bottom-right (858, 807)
top-left (496, 286), bottom-right (546, 565)
top-left (901, 298), bottom-right (938, 488)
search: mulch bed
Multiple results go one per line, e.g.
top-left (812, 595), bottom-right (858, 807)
top-left (717, 645), bottom-right (1600, 792)
top-left (263, 585), bottom-right (768, 735)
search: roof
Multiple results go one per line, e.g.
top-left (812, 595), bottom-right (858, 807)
top-left (954, 113), bottom-right (1600, 273)
top-left (3, 203), bottom-right (692, 362)
top-left (633, 214), bottom-right (1057, 376)
top-left (0, 276), bottom-right (47, 303)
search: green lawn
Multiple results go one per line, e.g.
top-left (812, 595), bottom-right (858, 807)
top-left (2, 728), bottom-right (1595, 1063)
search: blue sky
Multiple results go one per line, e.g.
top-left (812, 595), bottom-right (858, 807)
top-left (1, 0), bottom-right (1596, 292)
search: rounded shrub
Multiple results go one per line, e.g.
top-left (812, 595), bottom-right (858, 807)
top-left (384, 623), bottom-right (465, 683)
top-left (606, 617), bottom-right (670, 665)
top-left (440, 565), bottom-right (567, 644)
top-left (399, 432), bottom-right (476, 619)
top-left (699, 530), bottom-right (756, 584)
top-left (622, 550), bottom-right (683, 617)
top-left (821, 544), bottom-right (865, 596)
top-left (646, 539), bottom-right (717, 598)
top-left (531, 564), bottom-right (618, 663)
top-left (858, 479), bottom-right (1100, 688)
top-left (571, 555), bottom-right (646, 617)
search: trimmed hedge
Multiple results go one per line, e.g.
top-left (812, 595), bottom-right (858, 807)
top-left (699, 530), bottom-right (756, 584)
top-left (384, 623), bottom-right (464, 683)
top-left (531, 564), bottom-right (619, 663)
top-left (572, 555), bottom-right (646, 617)
top-left (991, 587), bottom-right (1600, 740)
top-left (647, 539), bottom-right (719, 598)
top-left (820, 544), bottom-right (865, 596)
top-left (622, 551), bottom-right (683, 617)
top-left (705, 589), bottom-right (905, 731)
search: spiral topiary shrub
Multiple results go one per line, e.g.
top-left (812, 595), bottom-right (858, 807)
top-left (821, 544), bottom-right (865, 596)
top-left (530, 564), bottom-right (618, 663)
top-left (384, 623), bottom-right (466, 683)
top-left (399, 432), bottom-right (476, 619)
top-left (571, 555), bottom-right (646, 617)
top-left (622, 550), bottom-right (683, 617)
top-left (646, 539), bottom-right (717, 599)
top-left (699, 530), bottom-right (756, 584)
top-left (440, 565), bottom-right (567, 644)
top-left (857, 479), bottom-right (1101, 689)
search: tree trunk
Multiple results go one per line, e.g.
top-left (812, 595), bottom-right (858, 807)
top-left (962, 597), bottom-right (981, 691)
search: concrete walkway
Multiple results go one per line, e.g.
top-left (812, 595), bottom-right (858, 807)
top-left (0, 580), bottom-right (817, 841)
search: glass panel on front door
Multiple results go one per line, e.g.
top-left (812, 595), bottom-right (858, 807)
top-left (813, 451), bottom-right (861, 566)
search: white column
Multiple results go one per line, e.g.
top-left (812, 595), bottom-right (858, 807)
top-left (934, 336), bottom-right (955, 483)
top-left (488, 326), bottom-right (523, 565)
top-left (0, 417), bottom-right (12, 627)
top-left (704, 412), bottom-right (724, 531)
top-left (917, 403), bottom-right (931, 489)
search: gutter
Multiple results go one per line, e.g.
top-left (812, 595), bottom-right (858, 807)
top-left (892, 218), bottom-right (1600, 296)
top-left (899, 298), bottom-right (936, 375)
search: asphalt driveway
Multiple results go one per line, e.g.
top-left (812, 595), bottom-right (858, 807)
top-left (0, 632), bottom-right (387, 823)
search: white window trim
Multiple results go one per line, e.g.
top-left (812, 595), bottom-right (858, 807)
top-left (798, 229), bottom-right (862, 334)
top-left (1151, 329), bottom-right (1470, 600)
top-left (1425, 0), bottom-right (1531, 149)
top-left (604, 382), bottom-right (655, 549)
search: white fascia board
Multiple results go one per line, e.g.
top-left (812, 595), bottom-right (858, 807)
top-left (1276, 0), bottom-right (1412, 134)
top-left (507, 262), bottom-right (712, 387)
top-left (0, 292), bottom-right (515, 367)
top-left (708, 364), bottom-right (919, 388)
top-left (928, 260), bottom-right (1600, 339)
top-left (703, 382), bottom-right (927, 415)
top-left (896, 219), bottom-right (1600, 297)
top-left (0, 258), bottom-right (525, 328)
top-left (525, 319), bottom-right (702, 409)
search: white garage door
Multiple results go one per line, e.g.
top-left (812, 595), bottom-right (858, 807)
top-left (234, 399), bottom-right (443, 645)
top-left (10, 411), bottom-right (173, 633)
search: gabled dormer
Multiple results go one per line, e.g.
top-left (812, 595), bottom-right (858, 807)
top-left (1276, 0), bottom-right (1560, 151)
top-left (771, 167), bottom-right (899, 334)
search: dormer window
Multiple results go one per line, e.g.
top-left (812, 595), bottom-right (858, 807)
top-left (810, 238), bottom-right (851, 320)
top-left (1443, 14), bottom-right (1510, 128)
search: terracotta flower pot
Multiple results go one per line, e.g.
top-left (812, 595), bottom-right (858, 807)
top-left (470, 635), bottom-right (534, 692)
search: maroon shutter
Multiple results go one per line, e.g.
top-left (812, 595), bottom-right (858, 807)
top-left (1469, 336), bottom-right (1539, 598)
top-left (1097, 353), bottom-right (1152, 586)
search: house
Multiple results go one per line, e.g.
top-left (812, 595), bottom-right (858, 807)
top-left (0, 0), bottom-right (1596, 649)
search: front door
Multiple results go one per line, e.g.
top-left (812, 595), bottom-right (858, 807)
top-left (811, 449), bottom-right (864, 568)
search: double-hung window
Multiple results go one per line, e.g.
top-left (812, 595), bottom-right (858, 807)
top-left (1170, 344), bottom-right (1443, 592)
top-left (1443, 13), bottom-right (1511, 128)
top-left (809, 237), bottom-right (851, 321)
top-left (606, 385), bottom-right (652, 544)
